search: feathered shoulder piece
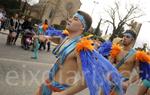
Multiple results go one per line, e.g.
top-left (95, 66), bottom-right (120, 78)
top-left (76, 35), bottom-right (94, 54)
top-left (135, 50), bottom-right (150, 63)
top-left (75, 35), bottom-right (123, 95)
top-left (110, 44), bottom-right (122, 58)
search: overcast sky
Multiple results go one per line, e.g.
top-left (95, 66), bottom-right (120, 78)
top-left (25, 0), bottom-right (39, 5)
top-left (80, 0), bottom-right (150, 48)
top-left (32, 0), bottom-right (150, 48)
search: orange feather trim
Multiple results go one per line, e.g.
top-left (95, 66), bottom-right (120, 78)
top-left (62, 29), bottom-right (69, 35)
top-left (76, 36), bottom-right (94, 54)
top-left (42, 24), bottom-right (48, 32)
top-left (110, 44), bottom-right (122, 58)
top-left (135, 51), bottom-right (150, 63)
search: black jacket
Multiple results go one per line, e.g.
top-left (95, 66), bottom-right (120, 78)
top-left (22, 20), bottom-right (33, 30)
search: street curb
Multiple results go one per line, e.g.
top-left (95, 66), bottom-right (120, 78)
top-left (0, 31), bottom-right (8, 35)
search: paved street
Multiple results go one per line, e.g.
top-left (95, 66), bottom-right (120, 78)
top-left (0, 31), bottom-right (138, 95)
top-left (0, 32), bottom-right (56, 95)
top-left (0, 32), bottom-right (88, 95)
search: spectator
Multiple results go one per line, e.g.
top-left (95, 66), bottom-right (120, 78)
top-left (13, 15), bottom-right (25, 45)
top-left (0, 9), bottom-right (6, 31)
top-left (22, 17), bottom-right (33, 31)
top-left (39, 19), bottom-right (48, 51)
top-left (6, 13), bottom-right (19, 45)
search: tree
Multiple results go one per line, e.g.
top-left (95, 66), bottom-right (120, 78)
top-left (0, 0), bottom-right (22, 16)
top-left (0, 0), bottom-right (21, 9)
top-left (21, 0), bottom-right (38, 14)
top-left (105, 1), bottom-right (143, 41)
top-left (94, 19), bottom-right (102, 36)
top-left (22, 0), bottom-right (28, 13)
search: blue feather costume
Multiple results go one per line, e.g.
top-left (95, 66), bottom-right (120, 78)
top-left (98, 40), bottom-right (112, 58)
top-left (139, 62), bottom-right (150, 80)
top-left (45, 27), bottom-right (67, 39)
top-left (76, 37), bottom-right (123, 95)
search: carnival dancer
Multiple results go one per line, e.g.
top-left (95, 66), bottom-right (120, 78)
top-left (36, 11), bottom-right (123, 95)
top-left (31, 24), bottom-right (44, 59)
top-left (109, 30), bottom-right (139, 94)
top-left (31, 35), bottom-right (40, 59)
top-left (135, 51), bottom-right (150, 95)
top-left (39, 19), bottom-right (48, 50)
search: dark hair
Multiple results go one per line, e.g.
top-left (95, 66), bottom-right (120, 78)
top-left (124, 30), bottom-right (137, 40)
top-left (44, 19), bottom-right (48, 24)
top-left (77, 11), bottom-right (92, 32)
top-left (45, 19), bottom-right (48, 22)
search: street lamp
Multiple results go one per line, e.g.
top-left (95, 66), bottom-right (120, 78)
top-left (91, 0), bottom-right (99, 16)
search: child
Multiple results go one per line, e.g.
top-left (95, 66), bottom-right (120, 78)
top-left (31, 35), bottom-right (40, 59)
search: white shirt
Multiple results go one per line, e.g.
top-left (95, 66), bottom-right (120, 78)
top-left (0, 12), bottom-right (4, 20)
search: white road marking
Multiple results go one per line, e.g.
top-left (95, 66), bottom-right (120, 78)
top-left (0, 57), bottom-right (53, 66)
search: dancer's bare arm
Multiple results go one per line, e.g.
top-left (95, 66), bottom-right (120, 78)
top-left (34, 35), bottom-right (62, 44)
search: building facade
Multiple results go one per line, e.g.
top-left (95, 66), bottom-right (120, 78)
top-left (30, 0), bottom-right (81, 25)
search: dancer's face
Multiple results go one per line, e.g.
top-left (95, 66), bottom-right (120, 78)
top-left (28, 18), bottom-right (32, 22)
top-left (122, 33), bottom-right (134, 46)
top-left (14, 14), bottom-right (18, 18)
top-left (66, 16), bottom-right (84, 33)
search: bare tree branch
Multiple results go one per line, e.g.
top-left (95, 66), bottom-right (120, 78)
top-left (114, 1), bottom-right (122, 21)
top-left (126, 14), bottom-right (144, 21)
top-left (104, 20), bottom-right (113, 25)
top-left (118, 5), bottom-right (140, 26)
top-left (105, 1), bottom-right (143, 41)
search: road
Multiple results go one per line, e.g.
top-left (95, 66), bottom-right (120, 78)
top-left (0, 32), bottom-right (57, 95)
top-left (0, 31), bottom-right (138, 95)
top-left (0, 32), bottom-right (89, 95)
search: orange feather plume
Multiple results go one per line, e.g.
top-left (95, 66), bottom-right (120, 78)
top-left (76, 36), bottom-right (94, 54)
top-left (110, 44), bottom-right (122, 58)
top-left (135, 51), bottom-right (150, 63)
top-left (42, 24), bottom-right (48, 32)
top-left (62, 29), bottom-right (69, 35)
